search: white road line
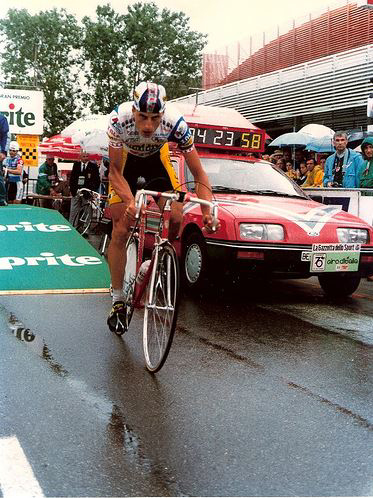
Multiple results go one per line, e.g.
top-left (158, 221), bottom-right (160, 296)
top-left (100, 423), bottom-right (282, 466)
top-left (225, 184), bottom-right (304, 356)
top-left (0, 436), bottom-right (44, 497)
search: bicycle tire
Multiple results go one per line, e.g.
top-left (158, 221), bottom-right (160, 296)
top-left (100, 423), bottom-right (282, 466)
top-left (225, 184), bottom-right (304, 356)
top-left (143, 242), bottom-right (180, 373)
top-left (121, 237), bottom-right (138, 333)
top-left (74, 203), bottom-right (92, 236)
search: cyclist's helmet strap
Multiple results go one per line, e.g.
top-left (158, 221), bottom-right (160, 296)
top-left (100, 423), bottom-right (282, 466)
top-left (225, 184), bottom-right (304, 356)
top-left (133, 82), bottom-right (166, 113)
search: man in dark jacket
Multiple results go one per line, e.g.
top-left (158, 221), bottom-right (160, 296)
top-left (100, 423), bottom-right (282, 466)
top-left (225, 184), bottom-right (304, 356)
top-left (0, 114), bottom-right (9, 206)
top-left (69, 151), bottom-right (100, 226)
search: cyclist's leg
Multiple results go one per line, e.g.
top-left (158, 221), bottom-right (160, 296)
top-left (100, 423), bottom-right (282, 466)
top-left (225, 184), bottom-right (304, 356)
top-left (107, 200), bottom-right (130, 292)
top-left (106, 162), bottom-right (137, 334)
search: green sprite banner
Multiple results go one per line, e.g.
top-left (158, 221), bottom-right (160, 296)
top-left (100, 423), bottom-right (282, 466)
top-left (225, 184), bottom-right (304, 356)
top-left (0, 205), bottom-right (110, 294)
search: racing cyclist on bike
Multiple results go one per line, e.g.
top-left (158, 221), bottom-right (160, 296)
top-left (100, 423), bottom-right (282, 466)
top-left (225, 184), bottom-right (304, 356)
top-left (107, 81), bottom-right (217, 334)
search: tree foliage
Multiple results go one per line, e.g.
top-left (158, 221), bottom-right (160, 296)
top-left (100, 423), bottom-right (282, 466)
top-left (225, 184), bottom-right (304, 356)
top-left (82, 5), bottom-right (129, 114)
top-left (0, 8), bottom-right (83, 135)
top-left (123, 2), bottom-right (207, 99)
top-left (0, 3), bottom-right (207, 135)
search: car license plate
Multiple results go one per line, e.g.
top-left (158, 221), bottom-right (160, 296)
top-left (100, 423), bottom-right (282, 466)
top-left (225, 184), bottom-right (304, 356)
top-left (309, 243), bottom-right (361, 272)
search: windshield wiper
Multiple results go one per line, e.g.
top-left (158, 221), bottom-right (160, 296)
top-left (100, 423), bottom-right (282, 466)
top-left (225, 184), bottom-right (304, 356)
top-left (211, 186), bottom-right (303, 197)
top-left (254, 190), bottom-right (304, 198)
top-left (211, 185), bottom-right (262, 194)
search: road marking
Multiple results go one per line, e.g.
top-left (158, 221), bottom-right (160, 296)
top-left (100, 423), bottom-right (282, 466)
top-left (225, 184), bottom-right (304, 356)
top-left (0, 436), bottom-right (44, 497)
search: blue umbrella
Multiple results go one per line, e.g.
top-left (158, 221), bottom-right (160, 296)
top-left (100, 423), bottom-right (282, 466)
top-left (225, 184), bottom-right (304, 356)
top-left (304, 135), bottom-right (334, 153)
top-left (269, 132), bottom-right (312, 148)
top-left (270, 131), bottom-right (335, 152)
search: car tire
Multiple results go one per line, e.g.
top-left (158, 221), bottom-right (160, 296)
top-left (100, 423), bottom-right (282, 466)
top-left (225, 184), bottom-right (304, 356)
top-left (318, 273), bottom-right (361, 297)
top-left (181, 232), bottom-right (208, 290)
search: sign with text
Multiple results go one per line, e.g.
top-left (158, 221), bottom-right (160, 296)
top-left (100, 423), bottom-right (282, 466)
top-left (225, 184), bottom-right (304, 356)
top-left (0, 89), bottom-right (44, 135)
top-left (16, 135), bottom-right (39, 167)
top-left (310, 243), bottom-right (361, 272)
top-left (0, 205), bottom-right (110, 294)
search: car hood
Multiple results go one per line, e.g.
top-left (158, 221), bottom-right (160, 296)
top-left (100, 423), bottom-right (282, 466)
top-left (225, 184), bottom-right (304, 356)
top-left (215, 193), bottom-right (371, 238)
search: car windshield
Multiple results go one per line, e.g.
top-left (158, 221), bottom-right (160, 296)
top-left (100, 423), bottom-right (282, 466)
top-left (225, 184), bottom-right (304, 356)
top-left (185, 158), bottom-right (307, 198)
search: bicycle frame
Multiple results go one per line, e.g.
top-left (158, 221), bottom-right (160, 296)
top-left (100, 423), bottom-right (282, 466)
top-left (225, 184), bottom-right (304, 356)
top-left (127, 189), bottom-right (218, 309)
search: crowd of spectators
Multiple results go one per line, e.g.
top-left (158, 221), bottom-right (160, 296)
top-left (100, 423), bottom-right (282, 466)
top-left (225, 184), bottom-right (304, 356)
top-left (263, 130), bottom-right (371, 190)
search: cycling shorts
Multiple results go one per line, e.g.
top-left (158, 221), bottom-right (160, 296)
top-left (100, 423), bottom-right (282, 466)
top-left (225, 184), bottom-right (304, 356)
top-left (108, 143), bottom-right (181, 205)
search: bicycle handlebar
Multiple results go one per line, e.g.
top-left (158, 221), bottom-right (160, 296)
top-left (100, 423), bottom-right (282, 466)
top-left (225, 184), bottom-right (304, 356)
top-left (76, 188), bottom-right (103, 199)
top-left (134, 189), bottom-right (219, 231)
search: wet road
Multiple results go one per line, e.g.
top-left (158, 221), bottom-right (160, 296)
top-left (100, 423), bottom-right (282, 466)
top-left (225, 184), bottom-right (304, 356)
top-left (0, 276), bottom-right (372, 497)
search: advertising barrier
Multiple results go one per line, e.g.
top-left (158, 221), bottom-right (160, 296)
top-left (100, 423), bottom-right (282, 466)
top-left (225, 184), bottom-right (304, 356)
top-left (0, 89), bottom-right (44, 135)
top-left (304, 187), bottom-right (373, 227)
top-left (0, 205), bottom-right (110, 294)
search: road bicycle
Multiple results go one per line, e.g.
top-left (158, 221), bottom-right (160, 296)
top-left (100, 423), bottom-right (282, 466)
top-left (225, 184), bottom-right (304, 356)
top-left (73, 188), bottom-right (111, 253)
top-left (121, 188), bottom-right (218, 373)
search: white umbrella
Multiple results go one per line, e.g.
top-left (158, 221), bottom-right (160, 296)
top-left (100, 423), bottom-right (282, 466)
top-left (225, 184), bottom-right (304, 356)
top-left (61, 114), bottom-right (109, 157)
top-left (299, 123), bottom-right (334, 138)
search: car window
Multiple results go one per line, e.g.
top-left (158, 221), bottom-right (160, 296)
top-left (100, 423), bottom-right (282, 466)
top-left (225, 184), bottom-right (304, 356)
top-left (185, 158), bottom-right (307, 198)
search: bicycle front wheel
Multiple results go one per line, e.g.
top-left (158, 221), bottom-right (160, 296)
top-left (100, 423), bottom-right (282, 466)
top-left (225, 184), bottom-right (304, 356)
top-left (143, 243), bottom-right (180, 373)
top-left (74, 203), bottom-right (92, 236)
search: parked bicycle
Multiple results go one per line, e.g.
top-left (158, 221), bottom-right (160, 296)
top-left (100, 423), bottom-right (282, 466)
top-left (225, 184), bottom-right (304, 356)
top-left (73, 188), bottom-right (112, 254)
top-left (120, 188), bottom-right (218, 373)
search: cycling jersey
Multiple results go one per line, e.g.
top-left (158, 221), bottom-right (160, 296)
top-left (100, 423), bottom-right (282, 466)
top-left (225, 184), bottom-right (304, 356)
top-left (4, 154), bottom-right (23, 182)
top-left (107, 102), bottom-right (194, 157)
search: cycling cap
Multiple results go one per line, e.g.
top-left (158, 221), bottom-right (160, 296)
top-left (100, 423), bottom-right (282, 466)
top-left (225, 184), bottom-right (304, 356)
top-left (9, 141), bottom-right (19, 151)
top-left (133, 82), bottom-right (166, 113)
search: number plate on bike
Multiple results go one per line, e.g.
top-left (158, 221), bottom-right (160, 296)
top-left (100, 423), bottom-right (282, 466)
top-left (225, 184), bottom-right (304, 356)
top-left (309, 243), bottom-right (361, 272)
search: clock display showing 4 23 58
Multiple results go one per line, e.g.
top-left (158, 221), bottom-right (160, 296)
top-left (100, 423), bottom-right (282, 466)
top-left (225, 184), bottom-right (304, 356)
top-left (189, 124), bottom-right (265, 153)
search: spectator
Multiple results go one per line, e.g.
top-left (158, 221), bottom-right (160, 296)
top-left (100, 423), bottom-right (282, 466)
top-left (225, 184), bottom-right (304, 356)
top-left (275, 158), bottom-right (286, 171)
top-left (99, 158), bottom-right (109, 195)
top-left (283, 149), bottom-right (292, 163)
top-left (359, 137), bottom-right (373, 281)
top-left (0, 114), bottom-right (9, 206)
top-left (285, 161), bottom-right (297, 180)
top-left (295, 162), bottom-right (308, 185)
top-left (261, 153), bottom-right (270, 161)
top-left (51, 179), bottom-right (71, 220)
top-left (313, 155), bottom-right (327, 187)
top-left (3, 141), bottom-right (24, 204)
top-left (294, 149), bottom-right (305, 173)
top-left (359, 137), bottom-right (373, 190)
top-left (69, 150), bottom-right (100, 226)
top-left (323, 131), bottom-right (364, 187)
top-left (36, 155), bottom-right (58, 208)
top-left (270, 149), bottom-right (284, 164)
top-left (302, 158), bottom-right (323, 187)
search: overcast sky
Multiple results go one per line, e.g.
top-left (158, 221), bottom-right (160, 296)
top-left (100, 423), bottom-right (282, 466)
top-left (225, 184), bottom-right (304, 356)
top-left (2, 0), bottom-right (350, 52)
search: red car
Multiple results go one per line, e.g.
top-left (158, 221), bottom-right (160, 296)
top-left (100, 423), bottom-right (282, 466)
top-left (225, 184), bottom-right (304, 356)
top-left (144, 104), bottom-right (373, 297)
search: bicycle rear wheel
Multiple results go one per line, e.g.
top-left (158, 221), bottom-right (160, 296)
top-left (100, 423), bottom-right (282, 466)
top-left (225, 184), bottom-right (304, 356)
top-left (121, 237), bottom-right (137, 333)
top-left (143, 243), bottom-right (180, 372)
top-left (74, 203), bottom-right (92, 236)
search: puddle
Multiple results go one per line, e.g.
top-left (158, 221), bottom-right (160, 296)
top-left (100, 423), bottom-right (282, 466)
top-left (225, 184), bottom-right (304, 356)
top-left (0, 304), bottom-right (180, 494)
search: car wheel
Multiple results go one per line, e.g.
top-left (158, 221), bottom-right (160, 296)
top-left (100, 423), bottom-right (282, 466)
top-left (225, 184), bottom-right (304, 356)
top-left (181, 232), bottom-right (208, 290)
top-left (318, 273), bottom-right (361, 297)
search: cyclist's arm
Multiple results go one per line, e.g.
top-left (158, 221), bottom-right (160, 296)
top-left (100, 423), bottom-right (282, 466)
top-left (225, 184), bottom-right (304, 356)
top-left (182, 146), bottom-right (212, 217)
top-left (108, 144), bottom-right (134, 205)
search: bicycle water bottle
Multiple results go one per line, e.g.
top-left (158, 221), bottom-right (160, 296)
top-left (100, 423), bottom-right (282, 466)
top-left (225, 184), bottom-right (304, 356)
top-left (135, 260), bottom-right (151, 308)
top-left (136, 260), bottom-right (151, 285)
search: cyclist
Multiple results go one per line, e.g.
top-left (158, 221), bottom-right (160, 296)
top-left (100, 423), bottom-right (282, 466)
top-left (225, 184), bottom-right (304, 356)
top-left (107, 81), bottom-right (217, 333)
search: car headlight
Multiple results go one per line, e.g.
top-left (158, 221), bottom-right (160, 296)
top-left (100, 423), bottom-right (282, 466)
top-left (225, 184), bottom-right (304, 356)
top-left (337, 228), bottom-right (368, 244)
top-left (240, 223), bottom-right (284, 241)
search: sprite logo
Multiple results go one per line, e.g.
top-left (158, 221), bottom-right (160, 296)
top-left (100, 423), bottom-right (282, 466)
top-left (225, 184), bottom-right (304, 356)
top-left (0, 103), bottom-right (36, 128)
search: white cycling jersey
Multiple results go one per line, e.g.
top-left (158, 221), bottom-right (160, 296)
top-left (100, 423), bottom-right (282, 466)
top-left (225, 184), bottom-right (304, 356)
top-left (107, 102), bottom-right (194, 158)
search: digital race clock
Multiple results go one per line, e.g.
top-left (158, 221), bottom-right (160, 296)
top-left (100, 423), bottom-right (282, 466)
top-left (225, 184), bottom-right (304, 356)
top-left (189, 124), bottom-right (265, 153)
